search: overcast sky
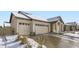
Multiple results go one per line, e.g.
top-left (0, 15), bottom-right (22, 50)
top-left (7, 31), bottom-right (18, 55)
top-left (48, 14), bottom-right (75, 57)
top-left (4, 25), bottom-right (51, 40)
top-left (0, 11), bottom-right (79, 26)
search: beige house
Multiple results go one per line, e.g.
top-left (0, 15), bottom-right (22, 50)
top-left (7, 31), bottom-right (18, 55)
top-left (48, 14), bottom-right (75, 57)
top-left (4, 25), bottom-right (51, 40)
top-left (10, 11), bottom-right (50, 35)
top-left (64, 22), bottom-right (77, 31)
top-left (47, 16), bottom-right (64, 33)
top-left (10, 11), bottom-right (64, 35)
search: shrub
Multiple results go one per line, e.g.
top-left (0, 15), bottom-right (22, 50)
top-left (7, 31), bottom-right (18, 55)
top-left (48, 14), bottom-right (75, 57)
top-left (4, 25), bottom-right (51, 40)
top-left (37, 45), bottom-right (42, 48)
top-left (27, 45), bottom-right (32, 48)
top-left (30, 32), bottom-right (36, 36)
top-left (18, 35), bottom-right (28, 44)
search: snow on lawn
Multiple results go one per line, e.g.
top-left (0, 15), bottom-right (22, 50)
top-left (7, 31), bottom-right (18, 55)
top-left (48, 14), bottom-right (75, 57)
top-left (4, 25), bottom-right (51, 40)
top-left (75, 32), bottom-right (79, 34)
top-left (0, 38), bottom-right (5, 48)
top-left (0, 37), bottom-right (5, 48)
top-left (0, 37), bottom-right (6, 44)
top-left (64, 33), bottom-right (79, 38)
top-left (0, 45), bottom-right (5, 48)
top-left (27, 38), bottom-right (47, 48)
top-left (6, 35), bottom-right (17, 42)
top-left (0, 35), bottom-right (47, 48)
top-left (7, 40), bottom-right (21, 47)
top-left (0, 37), bottom-right (3, 44)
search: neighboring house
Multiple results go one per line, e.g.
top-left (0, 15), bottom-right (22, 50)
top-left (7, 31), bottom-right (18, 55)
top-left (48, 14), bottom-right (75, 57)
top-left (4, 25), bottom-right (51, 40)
top-left (0, 26), bottom-right (2, 28)
top-left (64, 22), bottom-right (77, 31)
top-left (0, 26), bottom-right (3, 35)
top-left (10, 11), bottom-right (50, 35)
top-left (77, 25), bottom-right (79, 31)
top-left (47, 16), bottom-right (64, 33)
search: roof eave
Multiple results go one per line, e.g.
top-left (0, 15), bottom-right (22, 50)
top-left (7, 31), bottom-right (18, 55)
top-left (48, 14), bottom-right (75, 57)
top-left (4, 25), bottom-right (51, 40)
top-left (9, 13), bottom-right (13, 23)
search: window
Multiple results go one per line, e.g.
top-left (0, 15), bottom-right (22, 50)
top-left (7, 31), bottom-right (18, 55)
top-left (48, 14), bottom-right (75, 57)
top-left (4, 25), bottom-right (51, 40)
top-left (23, 23), bottom-right (24, 25)
top-left (19, 23), bottom-right (30, 25)
top-left (25, 23), bottom-right (27, 25)
top-left (35, 24), bottom-right (48, 27)
top-left (19, 23), bottom-right (22, 25)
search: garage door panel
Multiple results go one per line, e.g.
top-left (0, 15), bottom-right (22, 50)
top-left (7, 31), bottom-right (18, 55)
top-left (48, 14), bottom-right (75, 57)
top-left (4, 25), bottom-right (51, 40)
top-left (35, 25), bottom-right (48, 34)
top-left (18, 24), bottom-right (30, 35)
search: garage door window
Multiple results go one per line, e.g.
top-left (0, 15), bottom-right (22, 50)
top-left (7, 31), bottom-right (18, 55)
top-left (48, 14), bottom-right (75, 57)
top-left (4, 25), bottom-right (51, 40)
top-left (19, 23), bottom-right (30, 25)
top-left (35, 24), bottom-right (48, 27)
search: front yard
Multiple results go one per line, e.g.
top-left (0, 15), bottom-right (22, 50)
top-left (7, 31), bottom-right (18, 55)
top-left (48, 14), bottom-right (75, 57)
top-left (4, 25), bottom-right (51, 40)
top-left (0, 31), bottom-right (79, 48)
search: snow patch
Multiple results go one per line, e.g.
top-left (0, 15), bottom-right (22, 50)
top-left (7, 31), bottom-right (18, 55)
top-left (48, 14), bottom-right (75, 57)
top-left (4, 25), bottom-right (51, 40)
top-left (27, 38), bottom-right (47, 48)
top-left (64, 33), bottom-right (79, 38)
top-left (6, 35), bottom-right (17, 42)
top-left (7, 41), bottom-right (21, 47)
top-left (27, 38), bottom-right (39, 48)
top-left (12, 11), bottom-right (29, 19)
top-left (0, 35), bottom-right (47, 48)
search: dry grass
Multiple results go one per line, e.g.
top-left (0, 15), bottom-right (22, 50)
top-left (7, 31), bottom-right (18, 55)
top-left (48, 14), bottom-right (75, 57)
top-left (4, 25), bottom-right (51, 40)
top-left (18, 35), bottom-right (28, 44)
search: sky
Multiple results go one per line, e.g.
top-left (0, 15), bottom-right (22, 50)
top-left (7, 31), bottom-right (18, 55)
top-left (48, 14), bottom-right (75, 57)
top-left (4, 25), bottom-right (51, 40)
top-left (0, 11), bottom-right (79, 26)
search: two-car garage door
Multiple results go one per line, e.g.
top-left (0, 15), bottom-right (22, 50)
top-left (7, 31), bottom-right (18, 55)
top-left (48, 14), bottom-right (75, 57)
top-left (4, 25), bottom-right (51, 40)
top-left (35, 24), bottom-right (49, 34)
top-left (18, 23), bottom-right (49, 35)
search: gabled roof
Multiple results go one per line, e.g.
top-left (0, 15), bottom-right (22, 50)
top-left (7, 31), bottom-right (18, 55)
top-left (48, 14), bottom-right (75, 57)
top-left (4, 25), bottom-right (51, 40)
top-left (10, 11), bottom-right (47, 23)
top-left (65, 22), bottom-right (77, 25)
top-left (47, 16), bottom-right (64, 23)
top-left (12, 11), bottom-right (30, 19)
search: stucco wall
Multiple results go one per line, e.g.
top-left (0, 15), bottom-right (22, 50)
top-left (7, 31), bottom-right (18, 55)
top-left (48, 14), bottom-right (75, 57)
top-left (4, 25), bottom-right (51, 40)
top-left (11, 16), bottom-right (17, 34)
top-left (51, 20), bottom-right (64, 33)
